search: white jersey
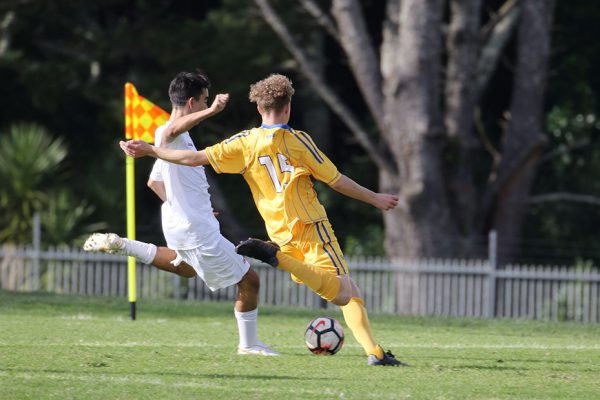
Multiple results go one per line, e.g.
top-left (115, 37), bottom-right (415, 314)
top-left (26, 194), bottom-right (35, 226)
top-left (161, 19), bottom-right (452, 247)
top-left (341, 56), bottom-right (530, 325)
top-left (150, 122), bottom-right (220, 249)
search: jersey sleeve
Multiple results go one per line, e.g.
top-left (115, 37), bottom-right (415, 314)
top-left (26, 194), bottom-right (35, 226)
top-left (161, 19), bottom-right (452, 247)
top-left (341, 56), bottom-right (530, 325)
top-left (291, 130), bottom-right (341, 185)
top-left (205, 132), bottom-right (248, 174)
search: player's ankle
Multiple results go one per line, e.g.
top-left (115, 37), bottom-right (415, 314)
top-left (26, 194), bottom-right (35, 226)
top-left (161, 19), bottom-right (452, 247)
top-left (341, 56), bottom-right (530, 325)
top-left (369, 345), bottom-right (384, 360)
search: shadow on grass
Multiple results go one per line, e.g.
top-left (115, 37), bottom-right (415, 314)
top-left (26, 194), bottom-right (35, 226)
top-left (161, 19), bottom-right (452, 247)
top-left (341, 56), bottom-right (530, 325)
top-left (1, 367), bottom-right (328, 382)
top-left (447, 364), bottom-right (522, 371)
top-left (418, 354), bottom-right (581, 365)
top-left (0, 290), bottom-right (334, 320)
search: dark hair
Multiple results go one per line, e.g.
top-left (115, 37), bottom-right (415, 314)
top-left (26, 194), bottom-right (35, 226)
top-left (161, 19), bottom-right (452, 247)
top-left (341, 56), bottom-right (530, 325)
top-left (168, 71), bottom-right (211, 107)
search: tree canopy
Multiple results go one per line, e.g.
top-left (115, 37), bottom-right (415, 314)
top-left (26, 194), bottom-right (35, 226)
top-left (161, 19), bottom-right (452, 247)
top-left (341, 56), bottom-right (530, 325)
top-left (0, 0), bottom-right (598, 265)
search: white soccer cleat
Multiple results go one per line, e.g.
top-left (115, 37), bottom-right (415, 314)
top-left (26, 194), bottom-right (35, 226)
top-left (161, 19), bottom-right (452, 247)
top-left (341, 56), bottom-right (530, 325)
top-left (83, 233), bottom-right (125, 255)
top-left (237, 340), bottom-right (280, 356)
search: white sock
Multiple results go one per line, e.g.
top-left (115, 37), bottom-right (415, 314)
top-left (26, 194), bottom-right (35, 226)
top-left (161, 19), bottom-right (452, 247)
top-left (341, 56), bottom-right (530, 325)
top-left (234, 308), bottom-right (258, 348)
top-left (121, 238), bottom-right (157, 264)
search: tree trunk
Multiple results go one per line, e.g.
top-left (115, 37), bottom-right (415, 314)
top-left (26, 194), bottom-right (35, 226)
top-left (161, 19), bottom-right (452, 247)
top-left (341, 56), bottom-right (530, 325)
top-left (444, 0), bottom-right (483, 251)
top-left (484, 0), bottom-right (555, 260)
top-left (382, 0), bottom-right (455, 258)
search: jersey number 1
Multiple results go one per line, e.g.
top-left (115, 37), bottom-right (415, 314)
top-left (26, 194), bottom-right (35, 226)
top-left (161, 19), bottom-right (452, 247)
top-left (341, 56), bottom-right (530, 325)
top-left (258, 154), bottom-right (294, 193)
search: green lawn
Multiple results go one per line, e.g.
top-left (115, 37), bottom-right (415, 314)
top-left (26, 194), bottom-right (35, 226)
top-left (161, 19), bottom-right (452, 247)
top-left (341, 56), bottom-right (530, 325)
top-left (1, 291), bottom-right (599, 399)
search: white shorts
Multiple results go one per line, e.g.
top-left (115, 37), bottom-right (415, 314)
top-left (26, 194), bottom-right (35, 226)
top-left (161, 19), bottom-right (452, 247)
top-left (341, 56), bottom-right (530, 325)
top-left (174, 232), bottom-right (250, 291)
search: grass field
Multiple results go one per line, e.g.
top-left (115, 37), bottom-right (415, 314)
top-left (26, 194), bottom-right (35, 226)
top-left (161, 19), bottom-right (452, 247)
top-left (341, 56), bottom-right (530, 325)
top-left (1, 291), bottom-right (599, 399)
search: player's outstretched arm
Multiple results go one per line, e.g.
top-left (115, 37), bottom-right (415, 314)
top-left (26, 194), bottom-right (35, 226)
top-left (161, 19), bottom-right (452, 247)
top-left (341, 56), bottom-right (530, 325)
top-left (119, 140), bottom-right (209, 166)
top-left (329, 175), bottom-right (399, 211)
top-left (162, 93), bottom-right (229, 144)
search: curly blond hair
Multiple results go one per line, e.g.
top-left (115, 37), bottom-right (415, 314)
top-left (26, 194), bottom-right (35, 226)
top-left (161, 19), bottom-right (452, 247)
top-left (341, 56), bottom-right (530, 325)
top-left (249, 74), bottom-right (295, 112)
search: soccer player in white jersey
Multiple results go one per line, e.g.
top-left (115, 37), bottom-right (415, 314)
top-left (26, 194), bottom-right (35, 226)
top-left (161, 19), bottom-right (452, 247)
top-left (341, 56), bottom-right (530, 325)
top-left (84, 71), bottom-right (277, 356)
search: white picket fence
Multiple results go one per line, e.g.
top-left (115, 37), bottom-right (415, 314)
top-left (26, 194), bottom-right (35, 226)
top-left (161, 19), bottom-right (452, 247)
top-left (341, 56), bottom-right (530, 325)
top-left (1, 243), bottom-right (599, 323)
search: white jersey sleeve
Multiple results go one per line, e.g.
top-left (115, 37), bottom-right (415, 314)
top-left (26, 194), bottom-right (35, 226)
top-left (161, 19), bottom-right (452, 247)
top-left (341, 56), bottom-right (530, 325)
top-left (149, 125), bottom-right (167, 181)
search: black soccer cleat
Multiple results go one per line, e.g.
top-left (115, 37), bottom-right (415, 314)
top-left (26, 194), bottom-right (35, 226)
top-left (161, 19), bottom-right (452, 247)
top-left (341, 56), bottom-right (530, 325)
top-left (367, 349), bottom-right (408, 367)
top-left (235, 238), bottom-right (280, 267)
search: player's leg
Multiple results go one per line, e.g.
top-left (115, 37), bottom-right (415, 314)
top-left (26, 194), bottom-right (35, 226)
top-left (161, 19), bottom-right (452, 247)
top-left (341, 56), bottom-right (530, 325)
top-left (303, 221), bottom-right (407, 367)
top-left (234, 269), bottom-right (259, 351)
top-left (179, 234), bottom-right (278, 356)
top-left (150, 247), bottom-right (197, 277)
top-left (235, 267), bottom-right (259, 311)
top-left (83, 233), bottom-right (196, 277)
top-left (234, 267), bottom-right (277, 355)
top-left (236, 239), bottom-right (346, 304)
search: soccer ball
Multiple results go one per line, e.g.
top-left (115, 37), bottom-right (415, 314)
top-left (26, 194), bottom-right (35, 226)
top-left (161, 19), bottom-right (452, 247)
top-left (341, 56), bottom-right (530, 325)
top-left (304, 317), bottom-right (344, 355)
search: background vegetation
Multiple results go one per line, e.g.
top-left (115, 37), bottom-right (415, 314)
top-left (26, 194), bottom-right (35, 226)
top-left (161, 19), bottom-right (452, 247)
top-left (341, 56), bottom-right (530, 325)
top-left (0, 0), bottom-right (598, 264)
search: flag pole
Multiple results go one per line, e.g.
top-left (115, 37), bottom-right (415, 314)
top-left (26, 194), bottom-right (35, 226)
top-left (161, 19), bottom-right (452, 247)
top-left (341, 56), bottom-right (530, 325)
top-left (123, 82), bottom-right (169, 320)
top-left (126, 155), bottom-right (137, 320)
top-left (124, 83), bottom-right (137, 321)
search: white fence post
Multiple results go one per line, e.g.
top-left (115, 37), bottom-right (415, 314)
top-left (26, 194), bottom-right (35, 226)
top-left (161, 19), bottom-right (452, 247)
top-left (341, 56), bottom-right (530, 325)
top-left (32, 213), bottom-right (41, 291)
top-left (486, 230), bottom-right (497, 318)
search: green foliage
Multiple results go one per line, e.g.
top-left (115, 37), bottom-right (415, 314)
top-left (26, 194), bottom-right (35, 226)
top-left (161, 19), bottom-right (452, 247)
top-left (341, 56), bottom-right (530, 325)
top-left (344, 225), bottom-right (384, 256)
top-left (0, 123), bottom-right (107, 245)
top-left (0, 0), bottom-right (290, 243)
top-left (41, 190), bottom-right (109, 246)
top-left (1, 0), bottom-right (599, 260)
top-left (524, 1), bottom-right (600, 262)
top-left (525, 107), bottom-right (600, 262)
top-left (0, 123), bottom-right (67, 243)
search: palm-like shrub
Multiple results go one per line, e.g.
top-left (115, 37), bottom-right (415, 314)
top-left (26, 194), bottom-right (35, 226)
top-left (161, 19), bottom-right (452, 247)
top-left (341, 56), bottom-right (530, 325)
top-left (0, 123), bottom-right (67, 243)
top-left (41, 190), bottom-right (108, 246)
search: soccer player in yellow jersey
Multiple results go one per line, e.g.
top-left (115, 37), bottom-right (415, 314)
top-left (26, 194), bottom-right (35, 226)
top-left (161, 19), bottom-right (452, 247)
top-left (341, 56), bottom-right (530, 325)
top-left (120, 74), bottom-right (406, 366)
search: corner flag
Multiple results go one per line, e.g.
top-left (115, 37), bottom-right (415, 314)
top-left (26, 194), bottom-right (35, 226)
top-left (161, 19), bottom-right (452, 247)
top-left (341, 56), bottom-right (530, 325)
top-left (124, 83), bottom-right (170, 320)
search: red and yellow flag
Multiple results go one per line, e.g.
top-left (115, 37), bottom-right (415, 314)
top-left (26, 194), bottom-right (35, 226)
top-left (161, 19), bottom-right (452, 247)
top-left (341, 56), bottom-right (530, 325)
top-left (124, 83), bottom-right (170, 143)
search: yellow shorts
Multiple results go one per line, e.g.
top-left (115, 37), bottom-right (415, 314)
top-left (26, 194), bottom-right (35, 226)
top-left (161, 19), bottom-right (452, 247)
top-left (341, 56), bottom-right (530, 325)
top-left (280, 220), bottom-right (348, 283)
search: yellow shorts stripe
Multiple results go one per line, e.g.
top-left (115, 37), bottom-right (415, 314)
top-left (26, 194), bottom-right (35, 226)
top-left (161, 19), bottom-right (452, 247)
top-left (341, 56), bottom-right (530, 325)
top-left (316, 222), bottom-right (344, 275)
top-left (319, 222), bottom-right (347, 274)
top-left (280, 219), bottom-right (348, 279)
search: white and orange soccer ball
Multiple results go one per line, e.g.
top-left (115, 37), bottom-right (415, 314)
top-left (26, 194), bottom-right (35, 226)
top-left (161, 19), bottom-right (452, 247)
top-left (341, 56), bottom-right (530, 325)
top-left (304, 317), bottom-right (344, 355)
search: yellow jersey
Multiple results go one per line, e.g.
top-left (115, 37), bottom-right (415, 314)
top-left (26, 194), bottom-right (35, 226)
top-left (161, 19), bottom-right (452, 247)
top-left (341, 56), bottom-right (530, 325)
top-left (205, 124), bottom-right (341, 244)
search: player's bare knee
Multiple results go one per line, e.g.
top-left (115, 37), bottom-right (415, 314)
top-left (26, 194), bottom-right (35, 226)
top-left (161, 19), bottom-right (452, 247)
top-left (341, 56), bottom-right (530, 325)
top-left (349, 278), bottom-right (361, 298)
top-left (332, 294), bottom-right (351, 306)
top-left (331, 276), bottom-right (352, 306)
top-left (332, 287), bottom-right (351, 305)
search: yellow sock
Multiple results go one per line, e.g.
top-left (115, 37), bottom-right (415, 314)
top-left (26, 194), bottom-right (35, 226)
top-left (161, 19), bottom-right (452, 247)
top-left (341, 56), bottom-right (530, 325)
top-left (275, 252), bottom-right (340, 301)
top-left (341, 297), bottom-right (383, 358)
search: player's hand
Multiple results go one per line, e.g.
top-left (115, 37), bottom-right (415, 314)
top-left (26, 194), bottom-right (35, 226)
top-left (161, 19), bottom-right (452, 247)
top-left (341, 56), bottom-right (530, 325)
top-left (373, 193), bottom-right (399, 210)
top-left (119, 140), bottom-right (153, 158)
top-left (210, 93), bottom-right (229, 114)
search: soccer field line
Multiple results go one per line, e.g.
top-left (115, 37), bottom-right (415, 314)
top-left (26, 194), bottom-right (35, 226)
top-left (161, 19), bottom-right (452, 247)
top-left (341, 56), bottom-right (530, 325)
top-left (396, 343), bottom-right (600, 350)
top-left (1, 341), bottom-right (599, 350)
